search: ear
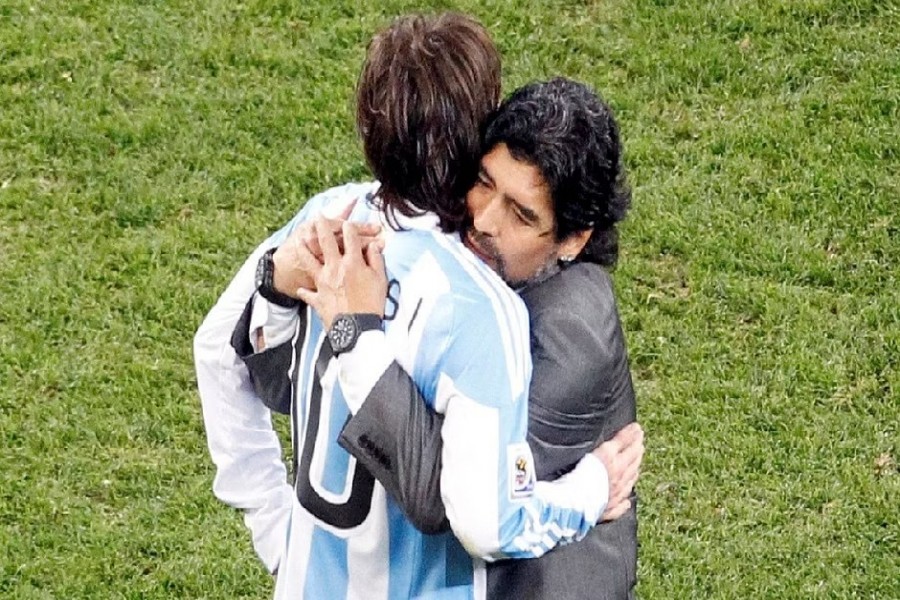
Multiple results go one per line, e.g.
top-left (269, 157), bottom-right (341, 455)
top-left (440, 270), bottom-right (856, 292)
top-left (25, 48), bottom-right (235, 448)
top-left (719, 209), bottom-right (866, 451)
top-left (559, 228), bottom-right (593, 260)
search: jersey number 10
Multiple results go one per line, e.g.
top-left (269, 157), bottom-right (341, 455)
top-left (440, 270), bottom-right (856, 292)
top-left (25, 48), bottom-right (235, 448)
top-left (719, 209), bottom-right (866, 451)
top-left (294, 341), bottom-right (376, 529)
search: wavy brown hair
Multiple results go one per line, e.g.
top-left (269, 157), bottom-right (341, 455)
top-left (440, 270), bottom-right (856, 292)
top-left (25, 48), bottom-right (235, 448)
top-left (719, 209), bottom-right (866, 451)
top-left (356, 13), bottom-right (501, 233)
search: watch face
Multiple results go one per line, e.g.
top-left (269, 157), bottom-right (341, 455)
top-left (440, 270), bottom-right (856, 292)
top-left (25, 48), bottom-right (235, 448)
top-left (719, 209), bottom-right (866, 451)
top-left (329, 315), bottom-right (358, 353)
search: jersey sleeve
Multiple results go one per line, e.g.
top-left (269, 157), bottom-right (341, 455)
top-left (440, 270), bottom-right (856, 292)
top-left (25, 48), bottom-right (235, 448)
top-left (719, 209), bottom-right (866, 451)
top-left (193, 182), bottom-right (376, 571)
top-left (435, 290), bottom-right (610, 561)
top-left (193, 227), bottom-right (294, 572)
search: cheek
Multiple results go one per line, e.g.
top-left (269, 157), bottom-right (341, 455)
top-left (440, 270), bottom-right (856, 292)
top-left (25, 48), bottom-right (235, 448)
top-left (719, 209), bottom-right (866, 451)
top-left (520, 238), bottom-right (556, 267)
top-left (503, 237), bottom-right (545, 272)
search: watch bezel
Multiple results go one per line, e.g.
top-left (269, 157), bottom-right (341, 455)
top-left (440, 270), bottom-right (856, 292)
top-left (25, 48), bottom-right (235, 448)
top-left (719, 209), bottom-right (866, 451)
top-left (328, 313), bottom-right (383, 355)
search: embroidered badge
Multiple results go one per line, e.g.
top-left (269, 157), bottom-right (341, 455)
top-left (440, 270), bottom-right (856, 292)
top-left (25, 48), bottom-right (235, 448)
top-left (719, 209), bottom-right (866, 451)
top-left (507, 443), bottom-right (536, 500)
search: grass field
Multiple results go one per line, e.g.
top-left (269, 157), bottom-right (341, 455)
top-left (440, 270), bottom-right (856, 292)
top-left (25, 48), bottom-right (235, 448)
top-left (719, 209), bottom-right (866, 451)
top-left (1, 0), bottom-right (898, 598)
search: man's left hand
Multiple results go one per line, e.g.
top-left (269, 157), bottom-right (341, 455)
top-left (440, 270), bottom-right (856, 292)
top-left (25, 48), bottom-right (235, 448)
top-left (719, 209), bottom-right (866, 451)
top-left (593, 422), bottom-right (644, 522)
top-left (296, 218), bottom-right (387, 328)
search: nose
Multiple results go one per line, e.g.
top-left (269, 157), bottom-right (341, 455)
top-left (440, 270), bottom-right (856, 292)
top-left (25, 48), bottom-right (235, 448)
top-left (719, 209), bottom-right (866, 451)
top-left (471, 192), bottom-right (502, 237)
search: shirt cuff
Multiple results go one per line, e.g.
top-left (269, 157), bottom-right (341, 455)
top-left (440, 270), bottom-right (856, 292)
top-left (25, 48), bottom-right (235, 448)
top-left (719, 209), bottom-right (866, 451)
top-left (249, 292), bottom-right (300, 352)
top-left (337, 330), bottom-right (393, 414)
top-left (567, 452), bottom-right (610, 524)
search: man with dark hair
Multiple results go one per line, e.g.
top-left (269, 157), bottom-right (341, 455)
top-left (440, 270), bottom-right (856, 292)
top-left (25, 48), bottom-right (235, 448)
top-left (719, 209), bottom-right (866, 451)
top-left (195, 13), bottom-right (641, 600)
top-left (473, 78), bottom-right (630, 274)
top-left (298, 77), bottom-right (639, 599)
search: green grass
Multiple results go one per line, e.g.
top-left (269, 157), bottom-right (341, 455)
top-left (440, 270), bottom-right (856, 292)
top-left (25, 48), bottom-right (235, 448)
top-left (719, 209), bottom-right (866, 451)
top-left (1, 0), bottom-right (897, 597)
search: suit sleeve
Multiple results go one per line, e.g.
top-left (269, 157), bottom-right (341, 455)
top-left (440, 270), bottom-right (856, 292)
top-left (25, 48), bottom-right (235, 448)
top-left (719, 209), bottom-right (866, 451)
top-left (229, 295), bottom-right (296, 416)
top-left (338, 362), bottom-right (449, 534)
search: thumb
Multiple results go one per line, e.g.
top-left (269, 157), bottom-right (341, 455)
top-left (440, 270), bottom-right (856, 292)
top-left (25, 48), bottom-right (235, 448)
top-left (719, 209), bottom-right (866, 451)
top-left (296, 287), bottom-right (318, 308)
top-left (337, 198), bottom-right (357, 221)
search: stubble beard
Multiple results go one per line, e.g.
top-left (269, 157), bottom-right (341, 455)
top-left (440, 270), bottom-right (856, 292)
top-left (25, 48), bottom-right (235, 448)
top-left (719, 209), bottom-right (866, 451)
top-left (505, 253), bottom-right (561, 290)
top-left (466, 226), bottom-right (559, 289)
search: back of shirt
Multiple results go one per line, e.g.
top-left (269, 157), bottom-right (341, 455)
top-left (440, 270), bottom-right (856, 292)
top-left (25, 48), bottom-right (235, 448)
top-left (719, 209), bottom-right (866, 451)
top-left (274, 198), bottom-right (532, 600)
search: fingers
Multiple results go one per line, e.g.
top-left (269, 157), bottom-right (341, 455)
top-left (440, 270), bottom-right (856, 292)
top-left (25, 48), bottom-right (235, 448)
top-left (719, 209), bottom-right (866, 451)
top-left (621, 468), bottom-right (639, 499)
top-left (338, 222), bottom-right (381, 247)
top-left (366, 238), bottom-right (385, 274)
top-left (292, 230), bottom-right (322, 278)
top-left (609, 422), bottom-right (642, 449)
top-left (306, 219), bottom-right (380, 260)
top-left (602, 499), bottom-right (631, 522)
top-left (342, 221), bottom-right (362, 264)
top-left (287, 222), bottom-right (323, 262)
top-left (594, 422), bottom-right (644, 514)
top-left (337, 199), bottom-right (357, 221)
top-left (596, 422), bottom-right (643, 462)
top-left (616, 430), bottom-right (644, 479)
top-left (316, 218), bottom-right (341, 264)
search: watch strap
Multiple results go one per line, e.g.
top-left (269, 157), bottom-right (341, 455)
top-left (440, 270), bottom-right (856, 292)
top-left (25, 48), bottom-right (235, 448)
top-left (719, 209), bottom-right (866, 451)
top-left (257, 248), bottom-right (301, 309)
top-left (352, 313), bottom-right (384, 334)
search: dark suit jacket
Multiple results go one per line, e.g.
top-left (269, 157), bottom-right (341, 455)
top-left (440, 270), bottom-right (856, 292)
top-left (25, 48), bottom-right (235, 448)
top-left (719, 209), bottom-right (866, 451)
top-left (234, 261), bottom-right (638, 599)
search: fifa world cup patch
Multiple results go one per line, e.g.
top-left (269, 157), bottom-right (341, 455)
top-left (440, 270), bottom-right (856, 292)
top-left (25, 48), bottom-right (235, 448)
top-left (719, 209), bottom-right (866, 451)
top-left (507, 443), bottom-right (536, 500)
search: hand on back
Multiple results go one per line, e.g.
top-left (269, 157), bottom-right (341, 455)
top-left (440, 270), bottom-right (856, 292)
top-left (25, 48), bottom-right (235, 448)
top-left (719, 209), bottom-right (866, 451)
top-left (593, 422), bottom-right (644, 521)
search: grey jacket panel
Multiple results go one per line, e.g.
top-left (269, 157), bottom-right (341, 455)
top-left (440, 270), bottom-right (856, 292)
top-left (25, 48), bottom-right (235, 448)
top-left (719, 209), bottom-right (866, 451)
top-left (522, 262), bottom-right (636, 479)
top-left (338, 362), bottom-right (449, 534)
top-left (230, 297), bottom-right (296, 415)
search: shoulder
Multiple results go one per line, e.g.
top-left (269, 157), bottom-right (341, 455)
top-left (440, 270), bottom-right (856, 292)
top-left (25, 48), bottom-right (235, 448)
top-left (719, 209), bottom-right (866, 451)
top-left (289, 181), bottom-right (380, 224)
top-left (523, 262), bottom-right (627, 369)
top-left (390, 231), bottom-right (525, 319)
top-left (406, 232), bottom-right (528, 363)
top-left (435, 233), bottom-right (526, 329)
top-left (522, 262), bottom-right (617, 324)
top-left (383, 232), bottom-right (530, 409)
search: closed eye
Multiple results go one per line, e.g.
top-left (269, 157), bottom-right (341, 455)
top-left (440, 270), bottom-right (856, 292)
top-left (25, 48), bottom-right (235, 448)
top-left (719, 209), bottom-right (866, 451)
top-left (512, 207), bottom-right (531, 225)
top-left (509, 198), bottom-right (540, 227)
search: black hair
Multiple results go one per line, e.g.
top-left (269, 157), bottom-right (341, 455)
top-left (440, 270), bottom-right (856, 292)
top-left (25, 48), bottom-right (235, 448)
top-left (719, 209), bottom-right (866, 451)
top-left (483, 78), bottom-right (631, 266)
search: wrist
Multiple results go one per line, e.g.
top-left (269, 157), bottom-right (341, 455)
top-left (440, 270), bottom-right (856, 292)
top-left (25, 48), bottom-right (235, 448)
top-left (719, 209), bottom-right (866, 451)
top-left (272, 249), bottom-right (310, 296)
top-left (256, 248), bottom-right (301, 308)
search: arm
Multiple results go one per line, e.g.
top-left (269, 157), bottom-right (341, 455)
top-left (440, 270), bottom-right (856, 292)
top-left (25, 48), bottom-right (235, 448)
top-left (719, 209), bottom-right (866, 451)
top-left (228, 294), bottom-right (297, 415)
top-left (194, 237), bottom-right (294, 573)
top-left (337, 289), bottom-right (638, 536)
top-left (302, 229), bottom-right (638, 558)
top-left (338, 360), bottom-right (449, 534)
top-left (194, 182), bottom-right (377, 571)
top-left (435, 302), bottom-right (610, 560)
top-left (330, 294), bottom-right (609, 561)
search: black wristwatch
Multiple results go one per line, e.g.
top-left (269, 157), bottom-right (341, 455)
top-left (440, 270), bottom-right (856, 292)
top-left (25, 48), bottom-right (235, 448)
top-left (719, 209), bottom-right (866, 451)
top-left (327, 313), bottom-right (383, 355)
top-left (255, 248), bottom-right (301, 308)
